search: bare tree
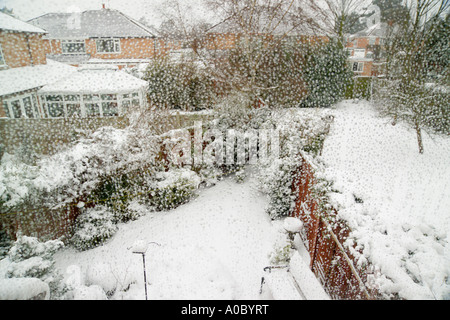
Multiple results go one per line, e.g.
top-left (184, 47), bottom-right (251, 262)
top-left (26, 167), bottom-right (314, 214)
top-left (376, 0), bottom-right (449, 154)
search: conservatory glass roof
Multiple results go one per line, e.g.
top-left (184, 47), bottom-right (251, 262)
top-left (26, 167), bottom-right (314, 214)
top-left (38, 67), bottom-right (148, 95)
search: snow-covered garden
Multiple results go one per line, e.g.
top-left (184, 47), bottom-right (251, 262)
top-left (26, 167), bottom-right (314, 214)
top-left (1, 97), bottom-right (449, 300)
top-left (0, 0), bottom-right (449, 302)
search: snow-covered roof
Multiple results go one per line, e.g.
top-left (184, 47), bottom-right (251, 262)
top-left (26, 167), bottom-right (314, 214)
top-left (351, 22), bottom-right (388, 38)
top-left (0, 12), bottom-right (46, 34)
top-left (0, 60), bottom-right (77, 97)
top-left (208, 14), bottom-right (330, 37)
top-left (206, 2), bottom-right (333, 37)
top-left (38, 68), bottom-right (148, 95)
top-left (28, 9), bottom-right (155, 39)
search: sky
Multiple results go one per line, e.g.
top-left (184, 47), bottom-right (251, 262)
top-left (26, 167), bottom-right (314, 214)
top-left (0, 0), bottom-right (211, 28)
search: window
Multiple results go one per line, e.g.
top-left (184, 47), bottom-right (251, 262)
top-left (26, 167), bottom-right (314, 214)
top-left (96, 39), bottom-right (120, 53)
top-left (354, 49), bottom-right (366, 58)
top-left (10, 100), bottom-right (22, 118)
top-left (352, 62), bottom-right (364, 72)
top-left (45, 95), bottom-right (64, 118)
top-left (0, 43), bottom-right (5, 67)
top-left (100, 94), bottom-right (118, 117)
top-left (369, 37), bottom-right (376, 46)
top-left (43, 95), bottom-right (81, 118)
top-left (40, 92), bottom-right (130, 118)
top-left (2, 101), bottom-right (10, 118)
top-left (61, 40), bottom-right (86, 54)
top-left (83, 94), bottom-right (119, 117)
top-left (121, 92), bottom-right (140, 113)
top-left (3, 93), bottom-right (41, 119)
top-left (64, 95), bottom-right (81, 118)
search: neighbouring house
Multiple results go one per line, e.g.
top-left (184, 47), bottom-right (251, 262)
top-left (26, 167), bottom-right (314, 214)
top-left (0, 12), bottom-right (151, 156)
top-left (0, 11), bottom-right (47, 69)
top-left (345, 22), bottom-right (387, 78)
top-left (0, 12), bottom-right (77, 119)
top-left (27, 6), bottom-right (167, 69)
top-left (199, 3), bottom-right (331, 53)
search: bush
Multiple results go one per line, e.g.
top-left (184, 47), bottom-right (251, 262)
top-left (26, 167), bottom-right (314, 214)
top-left (302, 40), bottom-right (353, 107)
top-left (6, 236), bottom-right (66, 299)
top-left (70, 206), bottom-right (118, 251)
top-left (145, 169), bottom-right (200, 211)
top-left (262, 159), bottom-right (298, 219)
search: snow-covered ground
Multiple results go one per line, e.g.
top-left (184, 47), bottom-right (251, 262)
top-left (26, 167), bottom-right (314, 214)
top-left (2, 99), bottom-right (448, 300)
top-left (320, 100), bottom-right (450, 300)
top-left (53, 175), bottom-right (325, 300)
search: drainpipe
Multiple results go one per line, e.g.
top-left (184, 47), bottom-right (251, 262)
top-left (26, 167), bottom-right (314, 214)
top-left (25, 34), bottom-right (34, 66)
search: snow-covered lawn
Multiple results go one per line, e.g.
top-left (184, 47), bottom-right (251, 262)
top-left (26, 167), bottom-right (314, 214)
top-left (53, 175), bottom-right (322, 300)
top-left (320, 100), bottom-right (450, 300)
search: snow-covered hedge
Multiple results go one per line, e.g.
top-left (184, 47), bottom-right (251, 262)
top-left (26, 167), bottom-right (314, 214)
top-left (0, 123), bottom-right (201, 247)
top-left (256, 108), bottom-right (334, 219)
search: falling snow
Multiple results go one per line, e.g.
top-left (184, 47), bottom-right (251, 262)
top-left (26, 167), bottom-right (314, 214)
top-left (0, 0), bottom-right (449, 301)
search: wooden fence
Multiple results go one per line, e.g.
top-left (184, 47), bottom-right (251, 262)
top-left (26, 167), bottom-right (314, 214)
top-left (0, 111), bottom-right (213, 157)
top-left (291, 157), bottom-right (381, 300)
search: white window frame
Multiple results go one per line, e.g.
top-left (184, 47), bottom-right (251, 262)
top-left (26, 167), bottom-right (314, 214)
top-left (41, 92), bottom-right (133, 118)
top-left (95, 38), bottom-right (121, 54)
top-left (352, 62), bottom-right (364, 73)
top-left (0, 43), bottom-right (6, 67)
top-left (353, 49), bottom-right (366, 58)
top-left (82, 93), bottom-right (120, 118)
top-left (3, 93), bottom-right (41, 119)
top-left (119, 92), bottom-right (141, 115)
top-left (61, 39), bottom-right (86, 54)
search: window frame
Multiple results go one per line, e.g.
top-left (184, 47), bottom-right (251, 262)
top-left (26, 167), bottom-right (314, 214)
top-left (61, 39), bottom-right (87, 54)
top-left (41, 92), bottom-right (130, 118)
top-left (353, 49), bottom-right (366, 58)
top-left (3, 93), bottom-right (41, 119)
top-left (352, 62), bottom-right (364, 73)
top-left (95, 38), bottom-right (121, 54)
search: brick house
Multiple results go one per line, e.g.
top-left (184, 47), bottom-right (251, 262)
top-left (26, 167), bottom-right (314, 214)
top-left (0, 12), bottom-right (47, 69)
top-left (345, 23), bottom-right (387, 77)
top-left (200, 14), bottom-right (330, 53)
top-left (27, 6), bottom-right (167, 69)
top-left (0, 12), bottom-right (77, 119)
top-left (0, 11), bottom-right (148, 121)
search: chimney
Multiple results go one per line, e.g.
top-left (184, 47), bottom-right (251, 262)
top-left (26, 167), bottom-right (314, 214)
top-left (102, 3), bottom-right (105, 9)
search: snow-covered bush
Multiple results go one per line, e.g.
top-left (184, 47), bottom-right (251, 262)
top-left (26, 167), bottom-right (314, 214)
top-left (257, 110), bottom-right (334, 219)
top-left (5, 236), bottom-right (66, 299)
top-left (0, 153), bottom-right (38, 209)
top-left (260, 158), bottom-right (298, 220)
top-left (219, 38), bottom-right (308, 108)
top-left (302, 40), bottom-right (353, 108)
top-left (145, 169), bottom-right (200, 211)
top-left (70, 206), bottom-right (118, 251)
top-left (213, 91), bottom-right (276, 132)
top-left (0, 124), bottom-right (162, 241)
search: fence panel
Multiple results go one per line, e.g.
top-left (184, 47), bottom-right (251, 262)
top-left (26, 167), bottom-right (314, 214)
top-left (292, 157), bottom-right (379, 299)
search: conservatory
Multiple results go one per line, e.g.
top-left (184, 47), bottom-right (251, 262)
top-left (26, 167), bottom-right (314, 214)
top-left (38, 66), bottom-right (148, 118)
